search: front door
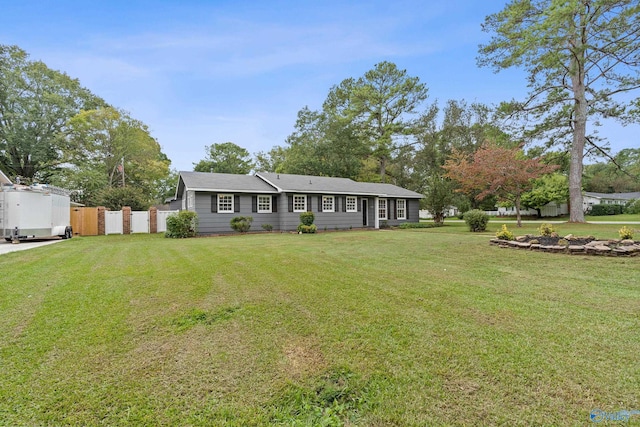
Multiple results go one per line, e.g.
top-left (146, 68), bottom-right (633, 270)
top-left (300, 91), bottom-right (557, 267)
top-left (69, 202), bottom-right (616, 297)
top-left (362, 199), bottom-right (368, 226)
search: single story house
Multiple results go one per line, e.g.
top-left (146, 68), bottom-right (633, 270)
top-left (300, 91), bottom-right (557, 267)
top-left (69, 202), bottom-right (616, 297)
top-left (175, 171), bottom-right (423, 234)
top-left (583, 191), bottom-right (640, 211)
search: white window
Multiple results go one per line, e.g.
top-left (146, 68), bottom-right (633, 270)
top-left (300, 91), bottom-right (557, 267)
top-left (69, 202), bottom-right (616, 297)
top-left (258, 195), bottom-right (272, 213)
top-left (378, 199), bottom-right (387, 220)
top-left (218, 194), bottom-right (233, 213)
top-left (293, 194), bottom-right (307, 212)
top-left (346, 196), bottom-right (357, 212)
top-left (322, 195), bottom-right (334, 212)
top-left (396, 199), bottom-right (406, 220)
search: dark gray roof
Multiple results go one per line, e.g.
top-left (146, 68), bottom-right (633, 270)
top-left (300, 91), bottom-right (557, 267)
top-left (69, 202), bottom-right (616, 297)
top-left (585, 191), bottom-right (640, 201)
top-left (256, 172), bottom-right (423, 198)
top-left (350, 181), bottom-right (424, 198)
top-left (179, 171), bottom-right (277, 194)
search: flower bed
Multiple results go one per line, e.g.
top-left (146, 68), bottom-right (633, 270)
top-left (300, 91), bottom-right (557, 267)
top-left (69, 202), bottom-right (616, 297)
top-left (490, 234), bottom-right (640, 256)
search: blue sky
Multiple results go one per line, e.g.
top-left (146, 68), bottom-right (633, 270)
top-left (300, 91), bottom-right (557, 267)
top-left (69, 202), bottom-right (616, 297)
top-left (2, 0), bottom-right (637, 172)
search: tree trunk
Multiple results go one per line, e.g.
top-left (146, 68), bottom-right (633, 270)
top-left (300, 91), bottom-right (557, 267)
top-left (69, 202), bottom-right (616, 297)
top-left (568, 16), bottom-right (587, 223)
top-left (379, 156), bottom-right (387, 183)
top-left (515, 194), bottom-right (522, 227)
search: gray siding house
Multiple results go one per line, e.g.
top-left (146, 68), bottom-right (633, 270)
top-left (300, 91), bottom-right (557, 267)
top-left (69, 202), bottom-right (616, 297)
top-left (175, 171), bottom-right (423, 234)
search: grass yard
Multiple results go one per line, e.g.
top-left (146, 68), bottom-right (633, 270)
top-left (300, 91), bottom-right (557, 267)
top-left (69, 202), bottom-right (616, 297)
top-left (585, 213), bottom-right (640, 223)
top-left (1, 224), bottom-right (639, 426)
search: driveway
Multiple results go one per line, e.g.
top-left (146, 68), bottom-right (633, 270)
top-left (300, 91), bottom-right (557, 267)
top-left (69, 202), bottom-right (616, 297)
top-left (0, 239), bottom-right (67, 255)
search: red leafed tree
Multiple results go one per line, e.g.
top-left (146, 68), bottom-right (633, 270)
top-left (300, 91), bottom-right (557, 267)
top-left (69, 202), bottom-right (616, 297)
top-left (443, 144), bottom-right (558, 227)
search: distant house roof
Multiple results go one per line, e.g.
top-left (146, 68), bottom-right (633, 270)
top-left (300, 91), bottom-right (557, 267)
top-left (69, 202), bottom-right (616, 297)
top-left (584, 191), bottom-right (640, 201)
top-left (176, 171), bottom-right (424, 199)
top-left (256, 172), bottom-right (423, 198)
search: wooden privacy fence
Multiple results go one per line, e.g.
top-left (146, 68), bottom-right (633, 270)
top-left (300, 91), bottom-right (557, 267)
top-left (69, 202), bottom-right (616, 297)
top-left (71, 206), bottom-right (179, 236)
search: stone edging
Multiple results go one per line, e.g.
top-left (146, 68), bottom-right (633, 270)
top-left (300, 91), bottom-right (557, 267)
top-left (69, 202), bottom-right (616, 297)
top-left (489, 237), bottom-right (640, 256)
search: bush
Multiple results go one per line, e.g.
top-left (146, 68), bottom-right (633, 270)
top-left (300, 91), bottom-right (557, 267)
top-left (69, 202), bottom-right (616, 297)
top-left (261, 223), bottom-right (273, 232)
top-left (589, 204), bottom-right (624, 216)
top-left (230, 216), bottom-right (253, 233)
top-left (297, 224), bottom-right (317, 234)
top-left (538, 223), bottom-right (556, 236)
top-left (619, 226), bottom-right (634, 240)
top-left (165, 211), bottom-right (198, 238)
top-left (398, 222), bottom-right (444, 229)
top-left (299, 211), bottom-right (315, 226)
top-left (463, 209), bottom-right (489, 232)
top-left (95, 186), bottom-right (151, 211)
top-left (495, 224), bottom-right (514, 241)
top-left (625, 199), bottom-right (640, 214)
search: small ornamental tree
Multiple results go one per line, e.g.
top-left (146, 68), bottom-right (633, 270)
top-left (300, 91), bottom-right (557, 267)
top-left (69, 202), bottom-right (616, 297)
top-left (444, 144), bottom-right (558, 227)
top-left (298, 211), bottom-right (317, 233)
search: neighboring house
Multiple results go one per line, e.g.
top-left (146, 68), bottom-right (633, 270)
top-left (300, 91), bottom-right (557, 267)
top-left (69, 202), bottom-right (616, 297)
top-left (583, 191), bottom-right (640, 212)
top-left (175, 171), bottom-right (423, 234)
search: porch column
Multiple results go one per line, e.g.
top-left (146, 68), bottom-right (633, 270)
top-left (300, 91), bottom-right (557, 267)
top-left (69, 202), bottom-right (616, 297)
top-left (374, 197), bottom-right (380, 229)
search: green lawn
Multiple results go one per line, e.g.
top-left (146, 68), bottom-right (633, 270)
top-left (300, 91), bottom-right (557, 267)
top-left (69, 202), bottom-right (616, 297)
top-left (585, 213), bottom-right (640, 223)
top-left (1, 227), bottom-right (639, 426)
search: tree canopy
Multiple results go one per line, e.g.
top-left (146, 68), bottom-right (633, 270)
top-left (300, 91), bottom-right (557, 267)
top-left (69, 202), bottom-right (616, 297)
top-left (0, 44), bottom-right (104, 182)
top-left (193, 142), bottom-right (254, 175)
top-left (478, 0), bottom-right (640, 222)
top-left (324, 61), bottom-right (429, 181)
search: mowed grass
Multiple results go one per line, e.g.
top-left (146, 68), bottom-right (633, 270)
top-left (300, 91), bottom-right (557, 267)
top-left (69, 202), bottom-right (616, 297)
top-left (1, 225), bottom-right (639, 426)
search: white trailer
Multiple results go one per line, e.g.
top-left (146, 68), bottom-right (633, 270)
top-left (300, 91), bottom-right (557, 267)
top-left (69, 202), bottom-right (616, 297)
top-left (0, 180), bottom-right (73, 242)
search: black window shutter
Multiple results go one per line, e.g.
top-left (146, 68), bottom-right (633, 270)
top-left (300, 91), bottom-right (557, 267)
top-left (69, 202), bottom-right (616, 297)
top-left (342, 197), bottom-right (346, 212)
top-left (357, 197), bottom-right (361, 212)
top-left (288, 195), bottom-right (293, 212)
top-left (272, 195), bottom-right (278, 212)
top-left (234, 195), bottom-right (240, 212)
top-left (252, 196), bottom-right (257, 213)
top-left (211, 194), bottom-right (217, 213)
top-left (393, 199), bottom-right (397, 219)
top-left (318, 196), bottom-right (322, 212)
top-left (406, 200), bottom-right (410, 219)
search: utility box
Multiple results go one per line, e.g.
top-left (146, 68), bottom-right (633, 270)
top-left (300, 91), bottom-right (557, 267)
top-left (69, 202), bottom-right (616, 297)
top-left (0, 178), bottom-right (73, 242)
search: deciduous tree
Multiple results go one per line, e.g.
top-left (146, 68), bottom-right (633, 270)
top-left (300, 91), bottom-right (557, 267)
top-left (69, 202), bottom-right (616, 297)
top-left (478, 0), bottom-right (640, 223)
top-left (0, 45), bottom-right (103, 182)
top-left (521, 173), bottom-right (570, 217)
top-left (443, 144), bottom-right (558, 226)
top-left (64, 107), bottom-right (170, 205)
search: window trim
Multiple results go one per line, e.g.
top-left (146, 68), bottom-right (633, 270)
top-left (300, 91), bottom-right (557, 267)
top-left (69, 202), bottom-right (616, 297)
top-left (257, 194), bottom-right (272, 213)
top-left (293, 194), bottom-right (307, 212)
top-left (217, 193), bottom-right (234, 213)
top-left (346, 196), bottom-right (357, 212)
top-left (322, 195), bottom-right (335, 213)
top-left (378, 198), bottom-right (387, 220)
top-left (396, 199), bottom-right (406, 220)
top-left (187, 191), bottom-right (194, 210)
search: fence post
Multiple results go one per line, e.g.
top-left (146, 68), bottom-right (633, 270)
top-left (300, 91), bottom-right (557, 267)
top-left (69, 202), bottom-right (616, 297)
top-left (123, 206), bottom-right (131, 234)
top-left (97, 206), bottom-right (106, 236)
top-left (149, 206), bottom-right (158, 234)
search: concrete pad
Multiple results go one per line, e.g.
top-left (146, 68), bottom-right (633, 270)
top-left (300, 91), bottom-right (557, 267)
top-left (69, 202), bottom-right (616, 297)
top-left (0, 239), bottom-right (66, 255)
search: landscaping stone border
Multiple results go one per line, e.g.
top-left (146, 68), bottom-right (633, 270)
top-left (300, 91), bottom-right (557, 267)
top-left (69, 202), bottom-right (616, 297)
top-left (490, 236), bottom-right (640, 256)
